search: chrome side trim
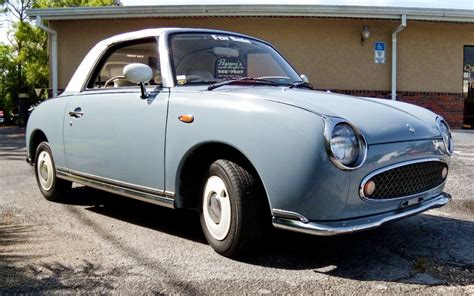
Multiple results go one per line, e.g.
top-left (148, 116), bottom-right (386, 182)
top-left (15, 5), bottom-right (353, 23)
top-left (65, 168), bottom-right (167, 195)
top-left (56, 166), bottom-right (68, 172)
top-left (272, 192), bottom-right (451, 236)
top-left (273, 209), bottom-right (309, 223)
top-left (436, 116), bottom-right (454, 155)
top-left (164, 190), bottom-right (175, 198)
top-left (56, 168), bottom-right (174, 208)
top-left (359, 158), bottom-right (448, 201)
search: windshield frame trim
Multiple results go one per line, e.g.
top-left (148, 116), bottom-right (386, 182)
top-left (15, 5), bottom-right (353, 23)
top-left (164, 30), bottom-right (302, 88)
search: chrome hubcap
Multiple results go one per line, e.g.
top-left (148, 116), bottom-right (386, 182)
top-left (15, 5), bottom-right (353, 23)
top-left (37, 151), bottom-right (54, 191)
top-left (203, 176), bottom-right (231, 241)
top-left (40, 162), bottom-right (48, 180)
top-left (208, 189), bottom-right (226, 224)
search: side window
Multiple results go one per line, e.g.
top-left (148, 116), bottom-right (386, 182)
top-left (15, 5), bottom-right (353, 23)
top-left (87, 38), bottom-right (161, 89)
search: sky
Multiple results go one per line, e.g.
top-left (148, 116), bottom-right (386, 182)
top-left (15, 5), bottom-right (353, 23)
top-left (0, 13), bottom-right (10, 45)
top-left (1, 0), bottom-right (473, 45)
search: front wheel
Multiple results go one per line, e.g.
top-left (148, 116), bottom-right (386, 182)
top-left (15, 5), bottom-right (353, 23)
top-left (200, 159), bottom-right (267, 257)
top-left (34, 142), bottom-right (72, 201)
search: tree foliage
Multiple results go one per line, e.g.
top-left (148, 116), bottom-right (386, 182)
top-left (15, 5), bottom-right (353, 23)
top-left (0, 0), bottom-right (31, 22)
top-left (0, 0), bottom-right (115, 123)
top-left (14, 21), bottom-right (48, 88)
top-left (0, 44), bottom-right (18, 115)
top-left (35, 0), bottom-right (115, 7)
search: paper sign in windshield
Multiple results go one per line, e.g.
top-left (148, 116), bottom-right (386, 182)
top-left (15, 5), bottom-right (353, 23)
top-left (215, 58), bottom-right (246, 80)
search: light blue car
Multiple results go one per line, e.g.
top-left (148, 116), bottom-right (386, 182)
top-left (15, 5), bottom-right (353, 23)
top-left (26, 28), bottom-right (452, 257)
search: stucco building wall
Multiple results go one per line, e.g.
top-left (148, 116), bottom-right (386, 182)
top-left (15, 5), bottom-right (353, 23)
top-left (49, 17), bottom-right (474, 127)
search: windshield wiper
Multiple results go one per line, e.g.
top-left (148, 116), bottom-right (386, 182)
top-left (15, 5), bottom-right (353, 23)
top-left (208, 77), bottom-right (279, 91)
top-left (185, 80), bottom-right (219, 85)
top-left (288, 80), bottom-right (313, 90)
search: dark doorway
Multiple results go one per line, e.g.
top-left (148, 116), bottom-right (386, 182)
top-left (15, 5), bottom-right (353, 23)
top-left (463, 46), bottom-right (474, 128)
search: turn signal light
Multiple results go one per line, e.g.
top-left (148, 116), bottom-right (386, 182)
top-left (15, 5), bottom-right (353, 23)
top-left (178, 114), bottom-right (194, 123)
top-left (441, 167), bottom-right (448, 179)
top-left (364, 180), bottom-right (376, 196)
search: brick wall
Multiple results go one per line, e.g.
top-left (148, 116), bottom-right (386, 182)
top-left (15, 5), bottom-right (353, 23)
top-left (326, 90), bottom-right (465, 129)
top-left (49, 88), bottom-right (465, 128)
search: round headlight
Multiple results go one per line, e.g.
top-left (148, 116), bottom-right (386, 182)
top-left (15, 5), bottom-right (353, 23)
top-left (330, 123), bottom-right (360, 166)
top-left (437, 119), bottom-right (454, 155)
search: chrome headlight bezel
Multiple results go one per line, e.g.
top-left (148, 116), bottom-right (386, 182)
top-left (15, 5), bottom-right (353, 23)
top-left (323, 117), bottom-right (368, 170)
top-left (436, 117), bottom-right (454, 155)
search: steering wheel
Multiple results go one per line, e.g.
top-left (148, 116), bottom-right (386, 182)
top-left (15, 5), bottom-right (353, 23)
top-left (104, 75), bottom-right (125, 88)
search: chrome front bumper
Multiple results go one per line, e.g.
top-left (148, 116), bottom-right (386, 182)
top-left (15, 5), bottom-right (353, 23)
top-left (272, 192), bottom-right (451, 236)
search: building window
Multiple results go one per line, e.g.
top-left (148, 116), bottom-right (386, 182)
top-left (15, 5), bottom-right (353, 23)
top-left (464, 46), bottom-right (474, 127)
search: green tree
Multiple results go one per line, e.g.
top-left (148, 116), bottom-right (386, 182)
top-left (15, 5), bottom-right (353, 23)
top-left (0, 44), bottom-right (18, 117)
top-left (0, 0), bottom-right (31, 124)
top-left (35, 0), bottom-right (115, 7)
top-left (0, 0), bottom-right (31, 22)
top-left (0, 0), bottom-right (115, 124)
top-left (14, 21), bottom-right (48, 88)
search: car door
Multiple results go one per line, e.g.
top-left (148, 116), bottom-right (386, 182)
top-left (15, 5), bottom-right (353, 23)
top-left (63, 38), bottom-right (169, 192)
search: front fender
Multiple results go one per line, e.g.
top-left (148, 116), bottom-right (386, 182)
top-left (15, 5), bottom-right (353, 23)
top-left (165, 91), bottom-right (351, 219)
top-left (26, 96), bottom-right (70, 167)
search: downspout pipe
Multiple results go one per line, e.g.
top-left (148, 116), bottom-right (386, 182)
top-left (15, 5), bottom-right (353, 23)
top-left (391, 14), bottom-right (407, 100)
top-left (35, 15), bottom-right (58, 97)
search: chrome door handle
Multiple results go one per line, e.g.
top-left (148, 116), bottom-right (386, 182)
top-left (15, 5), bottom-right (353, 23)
top-left (69, 107), bottom-right (84, 118)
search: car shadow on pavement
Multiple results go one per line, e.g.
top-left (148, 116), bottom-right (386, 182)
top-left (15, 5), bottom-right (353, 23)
top-left (249, 215), bottom-right (474, 286)
top-left (61, 186), bottom-right (206, 244)
top-left (58, 186), bottom-right (474, 287)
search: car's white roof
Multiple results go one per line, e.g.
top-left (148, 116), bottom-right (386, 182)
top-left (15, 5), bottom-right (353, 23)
top-left (95, 28), bottom-right (168, 48)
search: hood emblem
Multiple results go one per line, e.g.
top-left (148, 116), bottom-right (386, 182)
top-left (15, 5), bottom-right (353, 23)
top-left (406, 124), bottom-right (416, 135)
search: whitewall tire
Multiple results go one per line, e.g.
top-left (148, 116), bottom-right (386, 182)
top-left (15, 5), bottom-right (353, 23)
top-left (34, 142), bottom-right (72, 201)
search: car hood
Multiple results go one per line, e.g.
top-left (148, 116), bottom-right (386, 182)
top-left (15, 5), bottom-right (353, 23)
top-left (213, 87), bottom-right (441, 144)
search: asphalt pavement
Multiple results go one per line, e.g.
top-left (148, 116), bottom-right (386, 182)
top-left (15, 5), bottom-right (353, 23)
top-left (0, 126), bottom-right (473, 294)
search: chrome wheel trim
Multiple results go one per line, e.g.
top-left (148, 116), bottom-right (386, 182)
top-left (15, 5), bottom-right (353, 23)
top-left (37, 150), bottom-right (54, 191)
top-left (203, 176), bottom-right (231, 241)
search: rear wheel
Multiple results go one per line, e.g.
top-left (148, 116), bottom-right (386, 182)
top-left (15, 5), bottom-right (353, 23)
top-left (35, 142), bottom-right (71, 201)
top-left (200, 159), bottom-right (266, 257)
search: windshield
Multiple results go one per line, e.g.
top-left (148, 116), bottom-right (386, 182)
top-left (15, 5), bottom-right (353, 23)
top-left (169, 33), bottom-right (301, 86)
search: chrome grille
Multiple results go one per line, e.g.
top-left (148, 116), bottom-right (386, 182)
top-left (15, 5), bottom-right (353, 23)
top-left (362, 161), bottom-right (447, 200)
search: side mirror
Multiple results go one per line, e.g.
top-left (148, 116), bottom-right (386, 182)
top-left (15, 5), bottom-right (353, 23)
top-left (123, 63), bottom-right (153, 99)
top-left (300, 74), bottom-right (309, 83)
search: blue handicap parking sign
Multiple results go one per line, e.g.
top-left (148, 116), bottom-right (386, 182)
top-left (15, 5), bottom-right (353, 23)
top-left (374, 42), bottom-right (385, 51)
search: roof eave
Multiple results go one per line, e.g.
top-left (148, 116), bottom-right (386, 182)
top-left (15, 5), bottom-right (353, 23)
top-left (26, 5), bottom-right (474, 23)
